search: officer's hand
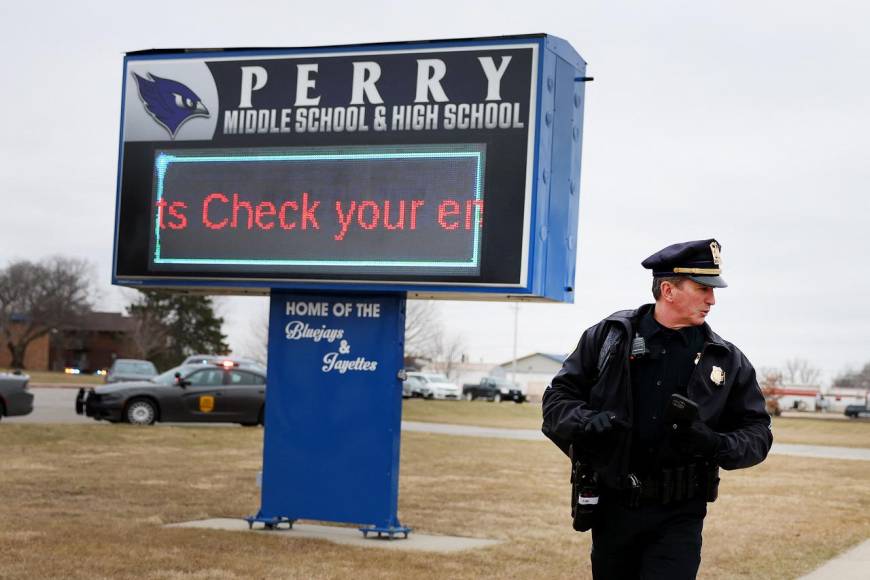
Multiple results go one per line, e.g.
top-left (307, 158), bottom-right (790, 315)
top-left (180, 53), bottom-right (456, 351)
top-left (672, 419), bottom-right (722, 457)
top-left (584, 411), bottom-right (629, 435)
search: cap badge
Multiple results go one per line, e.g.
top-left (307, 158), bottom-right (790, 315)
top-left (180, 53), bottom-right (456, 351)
top-left (710, 366), bottom-right (726, 386)
top-left (710, 241), bottom-right (722, 266)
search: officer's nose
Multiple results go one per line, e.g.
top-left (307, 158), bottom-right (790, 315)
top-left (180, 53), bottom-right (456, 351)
top-left (706, 289), bottom-right (716, 305)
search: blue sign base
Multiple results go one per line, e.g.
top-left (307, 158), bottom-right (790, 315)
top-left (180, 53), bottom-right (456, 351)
top-left (359, 524), bottom-right (412, 539)
top-left (251, 291), bottom-right (409, 535)
top-left (243, 515), bottom-right (294, 530)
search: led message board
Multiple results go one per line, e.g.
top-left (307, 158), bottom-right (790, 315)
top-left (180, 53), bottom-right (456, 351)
top-left (114, 34), bottom-right (587, 301)
top-left (151, 144), bottom-right (485, 275)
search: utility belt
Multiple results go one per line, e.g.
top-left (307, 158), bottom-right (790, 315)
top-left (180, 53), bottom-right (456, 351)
top-left (605, 461), bottom-right (720, 508)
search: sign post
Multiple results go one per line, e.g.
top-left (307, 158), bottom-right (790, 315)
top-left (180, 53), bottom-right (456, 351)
top-left (112, 34), bottom-right (588, 537)
top-left (254, 292), bottom-right (408, 536)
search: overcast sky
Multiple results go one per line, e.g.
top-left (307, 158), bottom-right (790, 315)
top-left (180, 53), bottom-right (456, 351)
top-left (1, 1), bottom-right (867, 384)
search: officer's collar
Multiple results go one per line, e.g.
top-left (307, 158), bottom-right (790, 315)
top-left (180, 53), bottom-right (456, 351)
top-left (620, 304), bottom-right (728, 350)
top-left (703, 326), bottom-right (728, 349)
top-left (639, 308), bottom-right (684, 344)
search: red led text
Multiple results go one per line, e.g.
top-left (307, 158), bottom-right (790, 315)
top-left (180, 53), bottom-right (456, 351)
top-left (202, 192), bottom-right (320, 231)
top-left (156, 193), bottom-right (484, 240)
top-left (156, 200), bottom-right (189, 230)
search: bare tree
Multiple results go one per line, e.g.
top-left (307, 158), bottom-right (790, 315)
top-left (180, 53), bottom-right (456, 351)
top-left (0, 257), bottom-right (94, 368)
top-left (758, 367), bottom-right (782, 384)
top-left (128, 306), bottom-right (170, 360)
top-left (403, 300), bottom-right (467, 376)
top-left (244, 316), bottom-right (269, 365)
top-left (782, 358), bottom-right (822, 386)
top-left (759, 369), bottom-right (783, 416)
top-left (832, 363), bottom-right (870, 390)
top-left (404, 300), bottom-right (442, 358)
top-left (426, 332), bottom-right (466, 380)
top-left (798, 366), bottom-right (821, 386)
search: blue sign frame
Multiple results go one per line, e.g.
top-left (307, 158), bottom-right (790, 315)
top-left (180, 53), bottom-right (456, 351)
top-left (113, 34), bottom-right (587, 303)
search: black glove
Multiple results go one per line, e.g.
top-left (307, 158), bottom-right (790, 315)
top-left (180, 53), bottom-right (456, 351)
top-left (584, 412), bottom-right (629, 435)
top-left (672, 420), bottom-right (722, 458)
top-left (577, 412), bottom-right (628, 460)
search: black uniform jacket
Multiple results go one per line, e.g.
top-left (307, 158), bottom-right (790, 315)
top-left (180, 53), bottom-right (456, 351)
top-left (542, 305), bottom-right (772, 489)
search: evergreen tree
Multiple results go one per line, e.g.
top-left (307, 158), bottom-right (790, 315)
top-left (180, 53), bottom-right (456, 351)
top-left (127, 290), bottom-right (229, 370)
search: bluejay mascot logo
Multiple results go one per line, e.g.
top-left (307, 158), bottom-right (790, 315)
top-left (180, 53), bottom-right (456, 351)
top-left (132, 73), bottom-right (209, 138)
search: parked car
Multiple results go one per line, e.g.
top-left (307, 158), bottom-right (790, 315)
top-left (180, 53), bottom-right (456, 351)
top-left (0, 372), bottom-right (34, 421)
top-left (403, 374), bottom-right (431, 399)
top-left (462, 376), bottom-right (526, 403)
top-left (76, 361), bottom-right (266, 426)
top-left (106, 358), bottom-right (158, 383)
top-left (406, 372), bottom-right (461, 400)
top-left (844, 404), bottom-right (870, 419)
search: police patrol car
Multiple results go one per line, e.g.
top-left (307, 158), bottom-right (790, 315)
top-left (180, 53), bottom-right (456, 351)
top-left (75, 359), bottom-right (266, 426)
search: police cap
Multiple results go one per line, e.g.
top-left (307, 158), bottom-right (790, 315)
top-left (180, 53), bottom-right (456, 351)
top-left (641, 239), bottom-right (728, 288)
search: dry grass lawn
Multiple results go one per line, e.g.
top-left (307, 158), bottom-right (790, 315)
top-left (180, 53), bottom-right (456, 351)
top-left (1, 424), bottom-right (869, 579)
top-left (403, 398), bottom-right (541, 429)
top-left (771, 416), bottom-right (870, 448)
top-left (403, 400), bottom-right (870, 448)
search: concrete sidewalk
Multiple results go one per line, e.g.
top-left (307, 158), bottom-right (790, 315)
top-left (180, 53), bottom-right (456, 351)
top-left (167, 518), bottom-right (501, 553)
top-left (769, 442), bottom-right (870, 461)
top-left (798, 539), bottom-right (870, 579)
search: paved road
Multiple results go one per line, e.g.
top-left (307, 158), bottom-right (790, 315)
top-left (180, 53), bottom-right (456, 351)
top-left (4, 386), bottom-right (92, 424)
top-left (3, 387), bottom-right (246, 427)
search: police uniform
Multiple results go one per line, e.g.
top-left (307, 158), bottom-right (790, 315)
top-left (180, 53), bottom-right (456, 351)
top-left (542, 239), bottom-right (772, 580)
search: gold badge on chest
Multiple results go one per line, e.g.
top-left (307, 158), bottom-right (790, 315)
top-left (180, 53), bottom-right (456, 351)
top-left (710, 366), bottom-right (726, 386)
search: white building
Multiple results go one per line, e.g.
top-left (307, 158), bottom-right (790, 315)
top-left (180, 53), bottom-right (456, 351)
top-left (494, 352), bottom-right (566, 402)
top-left (445, 353), bottom-right (566, 402)
top-left (823, 388), bottom-right (869, 412)
top-left (770, 385), bottom-right (821, 412)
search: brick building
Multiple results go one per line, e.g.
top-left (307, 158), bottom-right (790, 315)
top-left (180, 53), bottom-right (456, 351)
top-left (0, 312), bottom-right (139, 372)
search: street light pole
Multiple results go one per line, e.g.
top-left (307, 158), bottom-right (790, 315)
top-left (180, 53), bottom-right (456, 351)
top-left (511, 303), bottom-right (519, 384)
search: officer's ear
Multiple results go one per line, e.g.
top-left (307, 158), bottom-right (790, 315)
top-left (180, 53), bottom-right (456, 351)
top-left (661, 278), bottom-right (688, 302)
top-left (660, 280), bottom-right (676, 302)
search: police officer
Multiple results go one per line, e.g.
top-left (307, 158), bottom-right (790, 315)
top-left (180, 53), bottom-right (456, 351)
top-left (542, 239), bottom-right (772, 579)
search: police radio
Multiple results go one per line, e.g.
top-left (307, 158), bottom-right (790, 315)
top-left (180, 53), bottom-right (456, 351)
top-left (629, 334), bottom-right (649, 360)
top-left (665, 393), bottom-right (699, 430)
